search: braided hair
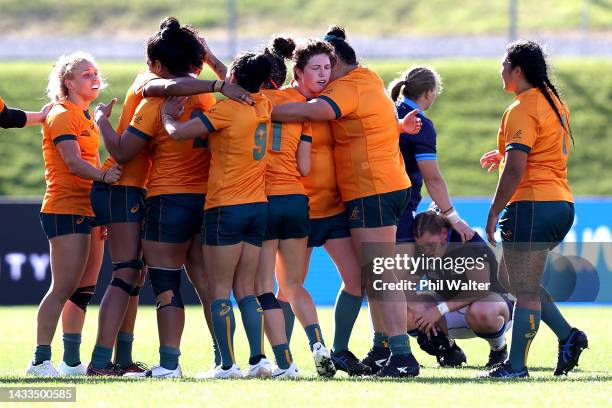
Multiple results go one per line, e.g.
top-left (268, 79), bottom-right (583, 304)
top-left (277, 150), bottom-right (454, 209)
top-left (506, 40), bottom-right (573, 144)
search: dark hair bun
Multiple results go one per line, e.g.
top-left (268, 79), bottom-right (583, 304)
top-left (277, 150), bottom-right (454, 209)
top-left (160, 16), bottom-right (181, 39)
top-left (271, 37), bottom-right (296, 59)
top-left (326, 25), bottom-right (347, 40)
top-left (251, 53), bottom-right (272, 72)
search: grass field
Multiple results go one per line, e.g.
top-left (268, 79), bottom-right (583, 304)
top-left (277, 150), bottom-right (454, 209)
top-left (0, 58), bottom-right (610, 197)
top-left (1, 0), bottom-right (611, 36)
top-left (0, 305), bottom-right (610, 407)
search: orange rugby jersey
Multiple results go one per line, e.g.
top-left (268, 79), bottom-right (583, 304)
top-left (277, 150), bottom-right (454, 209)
top-left (262, 87), bottom-right (312, 196)
top-left (102, 71), bottom-right (158, 188)
top-left (197, 92), bottom-right (272, 210)
top-left (128, 92), bottom-right (215, 198)
top-left (497, 87), bottom-right (573, 203)
top-left (0, 96), bottom-right (5, 111)
top-left (301, 120), bottom-right (345, 218)
top-left (317, 66), bottom-right (411, 202)
top-left (41, 100), bottom-right (100, 216)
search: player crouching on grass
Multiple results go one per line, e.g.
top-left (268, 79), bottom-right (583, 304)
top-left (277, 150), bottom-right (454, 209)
top-left (406, 211), bottom-right (514, 369)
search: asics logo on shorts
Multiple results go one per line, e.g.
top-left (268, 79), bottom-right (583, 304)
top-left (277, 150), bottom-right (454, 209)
top-left (219, 304), bottom-right (231, 316)
top-left (75, 216), bottom-right (85, 225)
top-left (348, 206), bottom-right (360, 220)
top-left (131, 203), bottom-right (140, 213)
top-left (396, 367), bottom-right (408, 373)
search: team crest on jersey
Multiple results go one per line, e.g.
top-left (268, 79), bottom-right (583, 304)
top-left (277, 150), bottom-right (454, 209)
top-left (348, 206), bottom-right (360, 220)
top-left (80, 130), bottom-right (91, 137)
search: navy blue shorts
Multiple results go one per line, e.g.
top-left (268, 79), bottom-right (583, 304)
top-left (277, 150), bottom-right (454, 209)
top-left (39, 213), bottom-right (95, 239)
top-left (265, 194), bottom-right (310, 241)
top-left (202, 202), bottom-right (267, 247)
top-left (345, 188), bottom-right (411, 229)
top-left (499, 201), bottom-right (574, 250)
top-left (308, 211), bottom-right (350, 248)
top-left (141, 194), bottom-right (205, 244)
top-left (90, 181), bottom-right (146, 226)
top-left (396, 207), bottom-right (417, 243)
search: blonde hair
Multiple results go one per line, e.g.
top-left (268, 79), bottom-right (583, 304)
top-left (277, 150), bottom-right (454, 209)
top-left (388, 66), bottom-right (442, 102)
top-left (46, 52), bottom-right (106, 102)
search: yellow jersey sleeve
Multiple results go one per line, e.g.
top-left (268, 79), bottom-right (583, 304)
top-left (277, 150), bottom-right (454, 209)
top-left (47, 109), bottom-right (79, 144)
top-left (317, 78), bottom-right (359, 119)
top-left (504, 105), bottom-right (538, 154)
top-left (128, 99), bottom-right (160, 142)
top-left (197, 100), bottom-right (234, 133)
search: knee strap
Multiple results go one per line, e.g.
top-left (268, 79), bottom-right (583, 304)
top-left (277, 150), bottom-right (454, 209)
top-left (69, 285), bottom-right (96, 311)
top-left (149, 267), bottom-right (184, 310)
top-left (257, 292), bottom-right (281, 310)
top-left (112, 259), bottom-right (144, 272)
top-left (110, 277), bottom-right (134, 295)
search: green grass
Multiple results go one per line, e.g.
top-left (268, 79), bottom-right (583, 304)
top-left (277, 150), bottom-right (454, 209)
top-left (1, 0), bottom-right (611, 36)
top-left (0, 58), bottom-right (610, 197)
top-left (0, 305), bottom-right (610, 407)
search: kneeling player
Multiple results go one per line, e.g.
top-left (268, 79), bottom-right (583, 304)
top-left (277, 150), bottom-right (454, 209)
top-left (407, 211), bottom-right (513, 369)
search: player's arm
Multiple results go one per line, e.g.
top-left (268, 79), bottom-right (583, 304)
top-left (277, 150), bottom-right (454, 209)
top-left (200, 36), bottom-right (228, 80)
top-left (297, 136), bottom-right (312, 176)
top-left (0, 102), bottom-right (52, 128)
top-left (272, 99), bottom-right (336, 122)
top-left (94, 99), bottom-right (148, 164)
top-left (160, 96), bottom-right (211, 141)
top-left (418, 160), bottom-right (474, 242)
top-left (143, 77), bottom-right (253, 105)
top-left (486, 150), bottom-right (527, 245)
top-left (56, 139), bottom-right (121, 183)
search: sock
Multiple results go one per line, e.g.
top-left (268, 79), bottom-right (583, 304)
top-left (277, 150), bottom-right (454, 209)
top-left (212, 338), bottom-right (221, 367)
top-left (508, 307), bottom-right (540, 371)
top-left (91, 344), bottom-right (113, 369)
top-left (33, 345), bottom-right (51, 365)
top-left (159, 346), bottom-right (180, 370)
top-left (541, 302), bottom-right (572, 341)
top-left (407, 329), bottom-right (419, 337)
top-left (332, 290), bottom-right (362, 353)
top-left (116, 332), bottom-right (134, 367)
top-left (211, 299), bottom-right (236, 369)
top-left (238, 295), bottom-right (265, 362)
top-left (474, 321), bottom-right (507, 351)
top-left (272, 343), bottom-right (293, 370)
top-left (278, 300), bottom-right (295, 344)
top-left (388, 334), bottom-right (411, 356)
top-left (305, 324), bottom-right (324, 349)
top-left (62, 333), bottom-right (81, 366)
top-left (373, 332), bottom-right (389, 349)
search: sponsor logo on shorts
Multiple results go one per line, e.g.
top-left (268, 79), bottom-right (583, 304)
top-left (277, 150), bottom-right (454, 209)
top-left (131, 203), bottom-right (140, 213)
top-left (75, 216), bottom-right (85, 225)
top-left (348, 206), bottom-right (360, 220)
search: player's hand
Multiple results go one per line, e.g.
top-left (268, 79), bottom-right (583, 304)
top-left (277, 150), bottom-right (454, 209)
top-left (162, 96), bottom-right (187, 119)
top-left (480, 149), bottom-right (502, 173)
top-left (39, 102), bottom-right (53, 119)
top-left (199, 36), bottom-right (212, 63)
top-left (451, 219), bottom-right (475, 242)
top-left (400, 109), bottom-right (422, 134)
top-left (486, 209), bottom-right (499, 246)
top-left (103, 164), bottom-right (122, 184)
top-left (94, 98), bottom-right (117, 122)
top-left (414, 306), bottom-right (442, 336)
top-left (222, 82), bottom-right (254, 105)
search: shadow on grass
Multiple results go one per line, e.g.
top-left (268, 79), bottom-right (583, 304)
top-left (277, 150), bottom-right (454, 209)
top-left (2, 372), bottom-right (610, 385)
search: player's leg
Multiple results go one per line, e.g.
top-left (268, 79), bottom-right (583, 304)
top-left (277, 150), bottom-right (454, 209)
top-left (465, 293), bottom-right (511, 368)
